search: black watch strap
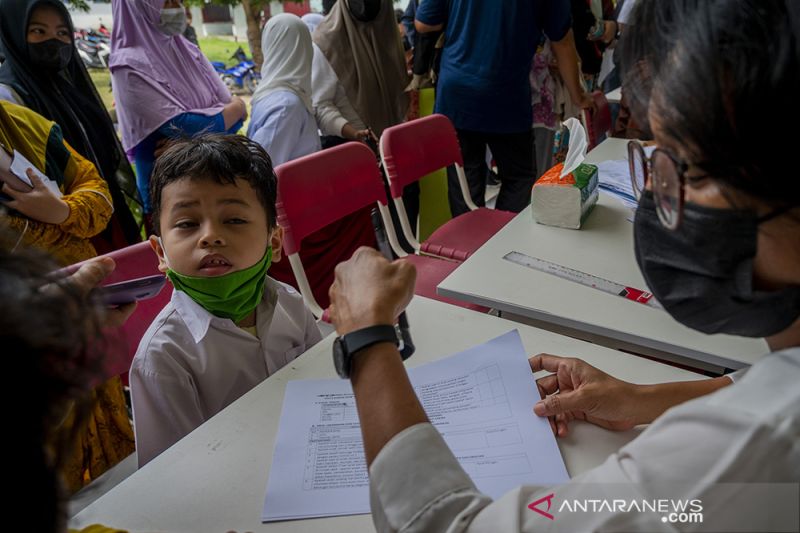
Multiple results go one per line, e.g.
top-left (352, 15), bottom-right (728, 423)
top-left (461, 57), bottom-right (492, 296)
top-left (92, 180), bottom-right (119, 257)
top-left (341, 324), bottom-right (399, 355)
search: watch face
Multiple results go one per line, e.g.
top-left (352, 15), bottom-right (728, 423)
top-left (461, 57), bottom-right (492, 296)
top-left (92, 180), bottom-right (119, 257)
top-left (332, 338), bottom-right (348, 378)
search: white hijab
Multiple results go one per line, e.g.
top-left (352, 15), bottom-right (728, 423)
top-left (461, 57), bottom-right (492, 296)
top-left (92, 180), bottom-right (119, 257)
top-left (252, 14), bottom-right (313, 112)
top-left (301, 13), bottom-right (324, 34)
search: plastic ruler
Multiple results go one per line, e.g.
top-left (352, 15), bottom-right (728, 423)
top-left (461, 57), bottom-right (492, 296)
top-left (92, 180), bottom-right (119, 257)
top-left (503, 251), bottom-right (663, 309)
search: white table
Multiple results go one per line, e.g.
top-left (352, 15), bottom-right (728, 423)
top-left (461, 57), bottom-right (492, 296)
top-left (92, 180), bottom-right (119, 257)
top-left (605, 86), bottom-right (622, 104)
top-left (438, 138), bottom-right (767, 373)
top-left (70, 296), bottom-right (703, 533)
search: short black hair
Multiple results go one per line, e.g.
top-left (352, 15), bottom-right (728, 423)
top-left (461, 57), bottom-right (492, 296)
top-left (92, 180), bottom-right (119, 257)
top-left (149, 134), bottom-right (278, 235)
top-left (619, 0), bottom-right (800, 209)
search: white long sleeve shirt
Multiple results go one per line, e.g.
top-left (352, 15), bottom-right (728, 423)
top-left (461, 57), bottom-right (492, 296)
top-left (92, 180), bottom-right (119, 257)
top-left (247, 90), bottom-right (322, 167)
top-left (311, 43), bottom-right (366, 137)
top-left (369, 348), bottom-right (800, 532)
top-left (130, 277), bottom-right (323, 467)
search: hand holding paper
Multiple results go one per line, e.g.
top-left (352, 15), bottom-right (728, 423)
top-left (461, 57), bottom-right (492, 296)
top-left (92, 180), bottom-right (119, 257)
top-left (2, 168), bottom-right (70, 225)
top-left (9, 150), bottom-right (62, 197)
top-left (0, 146), bottom-right (29, 193)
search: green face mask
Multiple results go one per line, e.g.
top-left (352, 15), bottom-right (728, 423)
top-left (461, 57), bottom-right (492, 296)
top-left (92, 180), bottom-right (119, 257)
top-left (165, 247), bottom-right (273, 323)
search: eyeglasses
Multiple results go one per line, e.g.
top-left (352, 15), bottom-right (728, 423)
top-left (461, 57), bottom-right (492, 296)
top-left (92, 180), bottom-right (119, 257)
top-left (627, 141), bottom-right (708, 230)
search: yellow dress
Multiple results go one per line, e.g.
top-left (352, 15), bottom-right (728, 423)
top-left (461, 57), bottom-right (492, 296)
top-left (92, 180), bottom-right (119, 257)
top-left (1, 101), bottom-right (135, 492)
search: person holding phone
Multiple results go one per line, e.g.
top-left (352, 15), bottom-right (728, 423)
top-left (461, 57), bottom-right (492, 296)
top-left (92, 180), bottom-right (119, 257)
top-left (329, 0), bottom-right (800, 529)
top-left (0, 99), bottom-right (136, 494)
top-left (1, 232), bottom-right (136, 532)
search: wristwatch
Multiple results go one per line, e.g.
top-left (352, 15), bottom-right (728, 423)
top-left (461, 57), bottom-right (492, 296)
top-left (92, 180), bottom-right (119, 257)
top-left (332, 324), bottom-right (413, 378)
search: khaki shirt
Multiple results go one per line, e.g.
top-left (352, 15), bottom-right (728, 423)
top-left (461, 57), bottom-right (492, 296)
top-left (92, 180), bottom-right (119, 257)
top-left (369, 349), bottom-right (800, 532)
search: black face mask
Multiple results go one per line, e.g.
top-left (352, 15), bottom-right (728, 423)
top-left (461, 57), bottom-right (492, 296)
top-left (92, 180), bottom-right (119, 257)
top-left (28, 39), bottom-right (72, 72)
top-left (633, 191), bottom-right (800, 337)
top-left (348, 0), bottom-right (381, 22)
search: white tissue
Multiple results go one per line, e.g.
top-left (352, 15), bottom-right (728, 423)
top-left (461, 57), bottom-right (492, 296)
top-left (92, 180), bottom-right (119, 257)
top-left (559, 117), bottom-right (588, 178)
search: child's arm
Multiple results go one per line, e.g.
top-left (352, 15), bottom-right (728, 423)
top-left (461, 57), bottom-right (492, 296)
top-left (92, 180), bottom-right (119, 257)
top-left (57, 143), bottom-right (114, 238)
top-left (129, 359), bottom-right (206, 467)
top-left (312, 47), bottom-right (356, 138)
top-left (1, 143), bottom-right (113, 249)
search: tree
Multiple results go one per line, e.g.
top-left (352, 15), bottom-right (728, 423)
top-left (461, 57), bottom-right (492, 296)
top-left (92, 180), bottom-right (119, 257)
top-left (185, 0), bottom-right (273, 69)
top-left (66, 0), bottom-right (91, 11)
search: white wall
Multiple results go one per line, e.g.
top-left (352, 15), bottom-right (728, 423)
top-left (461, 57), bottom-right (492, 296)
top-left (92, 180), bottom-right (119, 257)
top-left (67, 1), bottom-right (112, 30)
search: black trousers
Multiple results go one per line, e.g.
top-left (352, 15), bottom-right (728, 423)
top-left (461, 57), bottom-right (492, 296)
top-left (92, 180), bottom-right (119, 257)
top-left (446, 128), bottom-right (536, 217)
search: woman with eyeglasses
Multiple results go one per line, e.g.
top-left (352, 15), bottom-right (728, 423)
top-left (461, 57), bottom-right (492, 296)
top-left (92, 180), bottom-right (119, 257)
top-left (324, 0), bottom-right (800, 530)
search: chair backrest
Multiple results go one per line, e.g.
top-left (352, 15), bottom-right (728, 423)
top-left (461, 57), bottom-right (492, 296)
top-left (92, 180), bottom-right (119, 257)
top-left (581, 90), bottom-right (613, 150)
top-left (67, 241), bottom-right (172, 381)
top-left (275, 142), bottom-right (396, 316)
top-left (276, 142), bottom-right (388, 256)
top-left (380, 114), bottom-right (464, 199)
top-left (379, 114), bottom-right (478, 253)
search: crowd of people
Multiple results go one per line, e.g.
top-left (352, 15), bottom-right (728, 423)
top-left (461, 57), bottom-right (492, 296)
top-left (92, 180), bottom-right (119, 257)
top-left (1, 0), bottom-right (798, 532)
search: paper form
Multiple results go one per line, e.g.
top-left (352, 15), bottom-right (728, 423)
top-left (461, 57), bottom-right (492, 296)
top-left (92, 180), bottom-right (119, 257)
top-left (262, 330), bottom-right (569, 522)
top-left (595, 159), bottom-right (638, 210)
top-left (595, 145), bottom-right (656, 215)
top-left (10, 150), bottom-right (62, 198)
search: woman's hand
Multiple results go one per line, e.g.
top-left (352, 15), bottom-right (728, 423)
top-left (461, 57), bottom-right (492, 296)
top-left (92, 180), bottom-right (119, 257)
top-left (574, 90), bottom-right (596, 111)
top-left (68, 256), bottom-right (137, 328)
top-left (532, 354), bottom-right (734, 437)
top-left (587, 20), bottom-right (618, 44)
top-left (222, 95), bottom-right (248, 130)
top-left (341, 123), bottom-right (378, 144)
top-left (530, 354), bottom-right (643, 437)
top-left (2, 168), bottom-right (70, 224)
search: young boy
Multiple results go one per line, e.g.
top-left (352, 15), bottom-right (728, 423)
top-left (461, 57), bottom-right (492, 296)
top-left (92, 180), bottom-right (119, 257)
top-left (130, 134), bottom-right (322, 466)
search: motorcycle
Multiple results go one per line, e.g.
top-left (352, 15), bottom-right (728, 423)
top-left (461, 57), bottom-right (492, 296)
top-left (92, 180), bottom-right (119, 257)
top-left (212, 47), bottom-right (260, 95)
top-left (97, 23), bottom-right (111, 39)
top-left (75, 28), bottom-right (110, 69)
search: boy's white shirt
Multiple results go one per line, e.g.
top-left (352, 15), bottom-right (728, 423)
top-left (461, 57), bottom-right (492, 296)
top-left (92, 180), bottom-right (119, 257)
top-left (129, 276), bottom-right (323, 467)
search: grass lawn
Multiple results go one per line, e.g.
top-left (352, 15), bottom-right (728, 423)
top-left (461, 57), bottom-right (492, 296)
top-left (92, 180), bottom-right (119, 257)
top-left (88, 69), bottom-right (114, 112)
top-left (88, 36), bottom-right (250, 114)
top-left (197, 36), bottom-right (249, 65)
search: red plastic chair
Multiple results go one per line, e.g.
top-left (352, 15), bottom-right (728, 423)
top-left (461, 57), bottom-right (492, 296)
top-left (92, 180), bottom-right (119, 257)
top-left (580, 90), bottom-right (613, 150)
top-left (275, 142), bottom-right (488, 317)
top-left (67, 241), bottom-right (172, 381)
top-left (380, 114), bottom-right (516, 262)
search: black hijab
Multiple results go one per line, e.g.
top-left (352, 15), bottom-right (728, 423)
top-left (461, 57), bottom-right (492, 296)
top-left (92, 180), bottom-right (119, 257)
top-left (0, 0), bottom-right (141, 246)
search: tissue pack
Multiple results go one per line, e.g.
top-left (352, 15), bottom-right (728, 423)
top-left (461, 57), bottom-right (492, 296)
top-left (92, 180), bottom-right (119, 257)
top-left (532, 162), bottom-right (599, 229)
